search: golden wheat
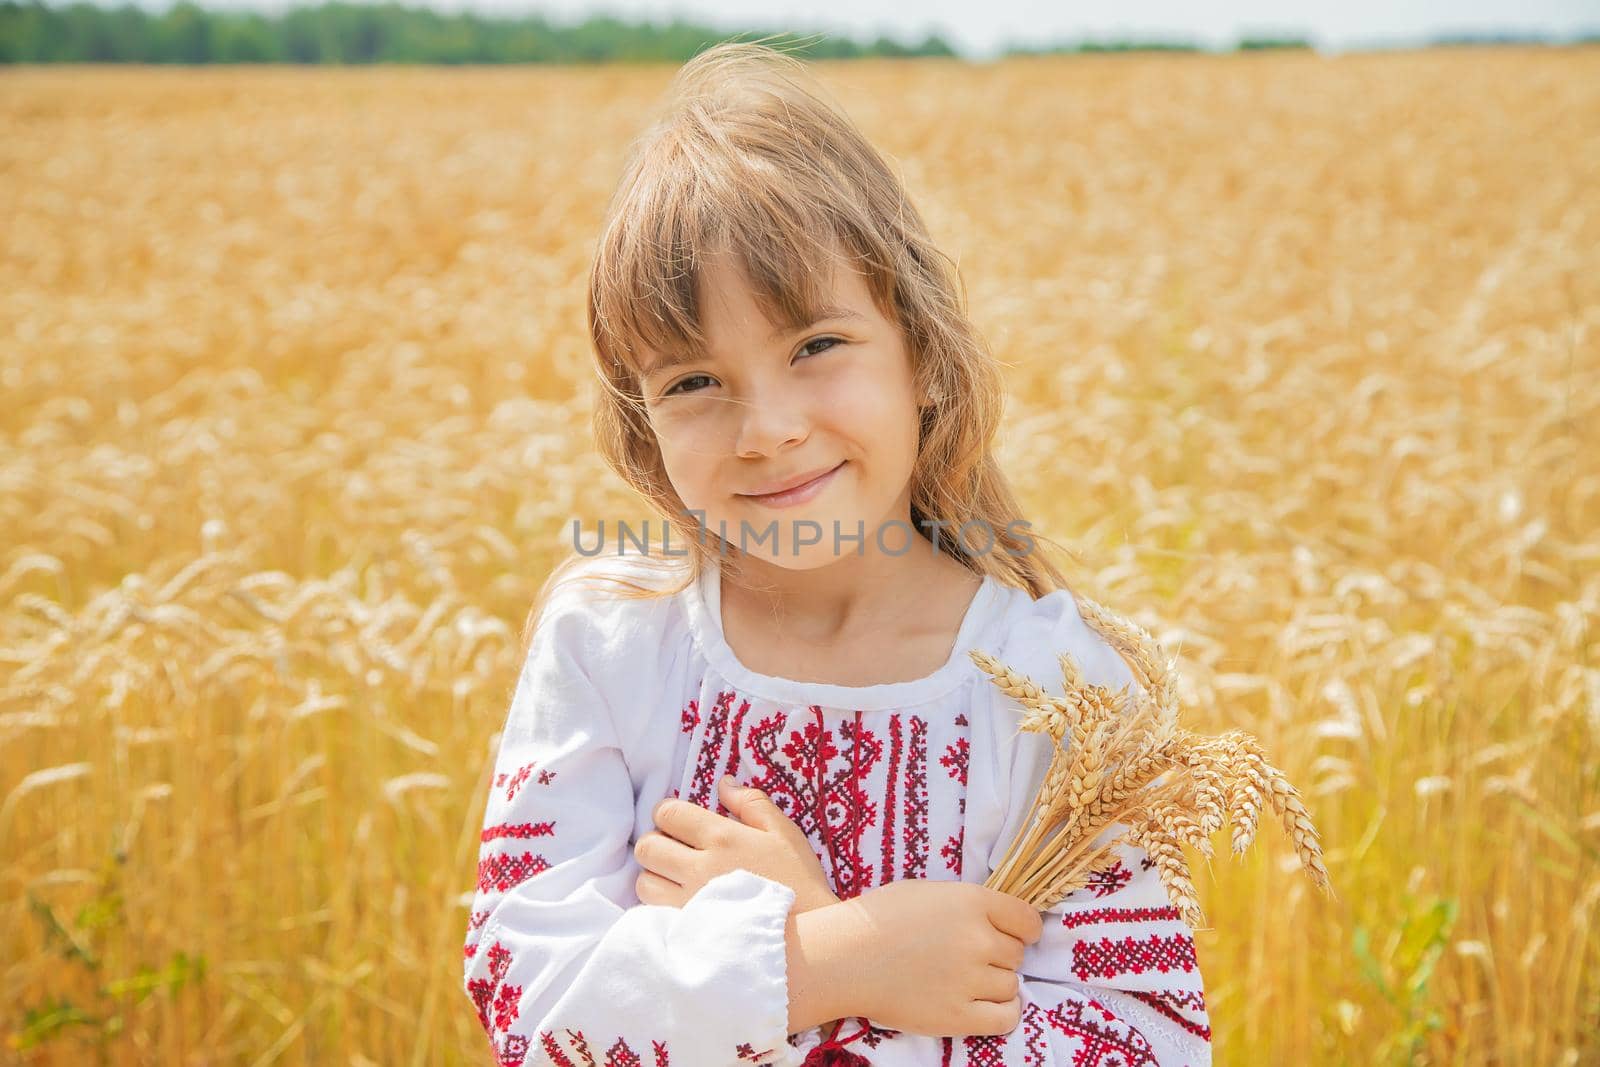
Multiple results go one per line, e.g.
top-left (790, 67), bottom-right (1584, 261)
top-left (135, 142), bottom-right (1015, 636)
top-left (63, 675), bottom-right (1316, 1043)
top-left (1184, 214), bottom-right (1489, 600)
top-left (3, 47), bottom-right (1597, 1065)
top-left (971, 594), bottom-right (1334, 928)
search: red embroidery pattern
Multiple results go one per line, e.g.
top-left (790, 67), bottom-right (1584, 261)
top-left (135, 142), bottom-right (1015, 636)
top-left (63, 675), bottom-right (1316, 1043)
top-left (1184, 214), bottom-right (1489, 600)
top-left (481, 821), bottom-right (556, 842)
top-left (1059, 905), bottom-right (1183, 930)
top-left (464, 909), bottom-right (491, 959)
top-left (467, 883), bottom-right (681, 1067)
top-left (468, 941), bottom-right (522, 1047)
top-left (738, 710), bottom-right (793, 813)
top-left (1071, 931), bottom-right (1199, 982)
top-left (532, 1028), bottom-right (673, 1066)
top-left (833, 713), bottom-right (883, 899)
top-left (663, 688), bottom-right (1008, 1062)
top-left (1022, 1000), bottom-right (1045, 1062)
top-left (746, 707), bottom-right (885, 897)
top-left (1039, 997), bottom-right (1159, 1065)
top-left (940, 997), bottom-right (1167, 1065)
top-left (940, 827), bottom-right (964, 876)
top-left (961, 1030), bottom-right (1004, 1064)
top-left (476, 851), bottom-right (551, 893)
top-left (939, 734), bottom-right (969, 786)
top-left (671, 691), bottom-right (972, 904)
top-left (1079, 859), bottom-right (1134, 898)
top-left (493, 981), bottom-right (521, 1031)
top-left (686, 690), bottom-right (735, 807)
top-left (496, 762), bottom-right (536, 801)
top-left (539, 1029), bottom-right (591, 1066)
top-left (938, 733), bottom-right (969, 875)
top-left (1127, 989), bottom-right (1213, 1041)
top-left (499, 1034), bottom-right (531, 1066)
top-left (845, 1017), bottom-right (900, 1048)
top-left (735, 1040), bottom-right (780, 1061)
top-left (603, 1035), bottom-right (643, 1065)
top-left (902, 713), bottom-right (929, 880)
top-left (723, 696), bottom-right (754, 794)
top-left (537, 1031), bottom-right (577, 1065)
top-left (880, 711), bottom-right (904, 878)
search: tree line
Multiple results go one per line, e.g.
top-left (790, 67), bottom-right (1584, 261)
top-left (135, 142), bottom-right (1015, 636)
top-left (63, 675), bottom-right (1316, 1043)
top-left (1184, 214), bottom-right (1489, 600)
top-left (1, 2), bottom-right (962, 64)
top-left (2, 1), bottom-right (1594, 65)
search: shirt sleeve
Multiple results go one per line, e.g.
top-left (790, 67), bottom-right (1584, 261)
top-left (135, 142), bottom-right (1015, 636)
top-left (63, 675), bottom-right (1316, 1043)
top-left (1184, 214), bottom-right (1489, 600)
top-left (1012, 833), bottom-right (1213, 1065)
top-left (461, 565), bottom-right (806, 1067)
top-left (971, 588), bottom-right (1213, 1065)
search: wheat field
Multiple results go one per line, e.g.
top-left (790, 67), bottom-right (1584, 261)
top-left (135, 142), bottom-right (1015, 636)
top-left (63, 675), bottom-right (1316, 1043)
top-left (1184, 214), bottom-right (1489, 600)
top-left (2, 46), bottom-right (1596, 1065)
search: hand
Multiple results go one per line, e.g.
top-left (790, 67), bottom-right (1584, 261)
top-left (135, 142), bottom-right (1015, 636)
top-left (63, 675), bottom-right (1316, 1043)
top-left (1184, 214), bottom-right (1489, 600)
top-left (634, 775), bottom-right (841, 916)
top-left (846, 879), bottom-right (1044, 1038)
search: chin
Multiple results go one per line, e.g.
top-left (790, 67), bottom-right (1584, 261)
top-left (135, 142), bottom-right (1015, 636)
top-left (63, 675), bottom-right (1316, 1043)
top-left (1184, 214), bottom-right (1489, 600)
top-left (770, 546), bottom-right (849, 571)
top-left (723, 513), bottom-right (866, 569)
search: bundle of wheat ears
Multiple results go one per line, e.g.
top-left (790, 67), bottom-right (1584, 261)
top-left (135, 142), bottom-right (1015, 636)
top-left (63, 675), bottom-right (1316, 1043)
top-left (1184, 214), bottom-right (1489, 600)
top-left (968, 595), bottom-right (1334, 929)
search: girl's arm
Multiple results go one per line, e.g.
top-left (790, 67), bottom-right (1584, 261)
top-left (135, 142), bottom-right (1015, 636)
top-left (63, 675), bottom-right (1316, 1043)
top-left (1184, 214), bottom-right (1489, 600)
top-left (463, 591), bottom-right (809, 1067)
top-left (784, 899), bottom-right (877, 1033)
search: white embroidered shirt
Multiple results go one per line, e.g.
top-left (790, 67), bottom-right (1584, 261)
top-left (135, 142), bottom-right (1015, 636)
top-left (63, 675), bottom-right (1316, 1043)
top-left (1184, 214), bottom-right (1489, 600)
top-left (463, 555), bottom-right (1212, 1067)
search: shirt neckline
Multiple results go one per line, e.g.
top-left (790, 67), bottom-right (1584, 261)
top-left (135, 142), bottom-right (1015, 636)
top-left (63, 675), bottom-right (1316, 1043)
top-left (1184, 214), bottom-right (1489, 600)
top-left (682, 562), bottom-right (1006, 710)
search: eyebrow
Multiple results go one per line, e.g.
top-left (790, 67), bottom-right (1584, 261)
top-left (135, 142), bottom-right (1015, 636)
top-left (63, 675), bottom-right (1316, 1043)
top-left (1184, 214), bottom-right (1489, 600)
top-left (642, 306), bottom-right (867, 379)
top-left (766, 305), bottom-right (865, 343)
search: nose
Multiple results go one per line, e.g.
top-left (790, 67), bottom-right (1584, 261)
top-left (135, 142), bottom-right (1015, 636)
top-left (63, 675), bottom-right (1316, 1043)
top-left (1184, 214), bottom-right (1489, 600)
top-left (732, 386), bottom-right (809, 458)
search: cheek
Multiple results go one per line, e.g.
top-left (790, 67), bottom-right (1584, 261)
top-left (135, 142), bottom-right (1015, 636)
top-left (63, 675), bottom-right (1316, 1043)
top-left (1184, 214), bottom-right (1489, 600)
top-left (818, 364), bottom-right (915, 425)
top-left (659, 449), bottom-right (715, 507)
top-left (650, 436), bottom-right (711, 507)
top-left (819, 367), bottom-right (921, 458)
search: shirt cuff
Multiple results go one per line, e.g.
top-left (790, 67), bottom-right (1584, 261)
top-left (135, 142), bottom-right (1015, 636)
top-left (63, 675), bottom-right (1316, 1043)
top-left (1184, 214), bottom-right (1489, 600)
top-left (684, 868), bottom-right (806, 1067)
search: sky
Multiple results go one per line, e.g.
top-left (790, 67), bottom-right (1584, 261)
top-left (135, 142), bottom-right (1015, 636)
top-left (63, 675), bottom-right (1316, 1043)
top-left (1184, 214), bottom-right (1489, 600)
top-left (167, 0), bottom-right (1600, 58)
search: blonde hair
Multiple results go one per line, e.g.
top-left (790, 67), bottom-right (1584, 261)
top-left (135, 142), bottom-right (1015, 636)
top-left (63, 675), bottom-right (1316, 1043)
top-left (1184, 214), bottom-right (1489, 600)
top-left (523, 38), bottom-right (1086, 658)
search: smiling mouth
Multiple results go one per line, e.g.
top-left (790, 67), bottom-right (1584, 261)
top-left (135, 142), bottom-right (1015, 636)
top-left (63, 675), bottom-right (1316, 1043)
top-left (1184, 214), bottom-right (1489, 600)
top-left (737, 461), bottom-right (846, 507)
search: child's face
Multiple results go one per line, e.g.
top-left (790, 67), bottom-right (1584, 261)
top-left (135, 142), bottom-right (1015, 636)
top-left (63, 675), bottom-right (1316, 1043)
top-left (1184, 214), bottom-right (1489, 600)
top-left (639, 246), bottom-right (923, 568)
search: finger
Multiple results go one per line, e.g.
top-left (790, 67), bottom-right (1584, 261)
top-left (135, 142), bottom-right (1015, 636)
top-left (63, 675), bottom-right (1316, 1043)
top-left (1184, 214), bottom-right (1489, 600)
top-left (718, 775), bottom-right (757, 820)
top-left (718, 775), bottom-right (788, 831)
top-left (966, 993), bottom-right (1025, 1037)
top-left (991, 934), bottom-right (1026, 972)
top-left (985, 890), bottom-right (1045, 944)
top-left (650, 796), bottom-right (714, 849)
top-left (634, 868), bottom-right (682, 906)
top-left (633, 829), bottom-right (699, 880)
top-left (972, 963), bottom-right (1022, 1004)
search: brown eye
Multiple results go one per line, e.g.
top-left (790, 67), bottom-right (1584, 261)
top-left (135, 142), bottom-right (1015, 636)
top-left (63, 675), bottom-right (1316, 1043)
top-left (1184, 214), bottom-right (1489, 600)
top-left (799, 337), bottom-right (842, 359)
top-left (663, 374), bottom-right (715, 397)
top-left (663, 338), bottom-right (839, 397)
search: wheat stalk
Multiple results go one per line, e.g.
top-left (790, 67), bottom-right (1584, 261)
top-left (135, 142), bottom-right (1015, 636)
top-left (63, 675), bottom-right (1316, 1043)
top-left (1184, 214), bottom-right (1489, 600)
top-left (969, 599), bottom-right (1335, 926)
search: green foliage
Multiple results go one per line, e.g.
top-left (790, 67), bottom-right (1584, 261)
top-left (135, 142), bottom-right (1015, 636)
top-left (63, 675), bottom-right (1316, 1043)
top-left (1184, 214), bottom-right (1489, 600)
top-left (1237, 36), bottom-right (1314, 51)
top-left (1351, 893), bottom-right (1459, 1064)
top-left (0, 1), bottom-right (960, 64)
top-left (3, 3), bottom-right (1591, 64)
top-left (5, 850), bottom-right (207, 1055)
top-left (1004, 37), bottom-right (1204, 55)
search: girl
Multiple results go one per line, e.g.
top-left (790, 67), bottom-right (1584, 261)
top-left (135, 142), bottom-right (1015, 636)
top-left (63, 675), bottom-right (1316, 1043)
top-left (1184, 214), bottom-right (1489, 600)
top-left (463, 41), bottom-right (1211, 1067)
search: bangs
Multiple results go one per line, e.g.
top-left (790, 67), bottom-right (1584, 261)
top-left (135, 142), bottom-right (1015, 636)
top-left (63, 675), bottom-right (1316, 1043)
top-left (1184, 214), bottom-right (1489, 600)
top-left (590, 131), bottom-right (891, 392)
